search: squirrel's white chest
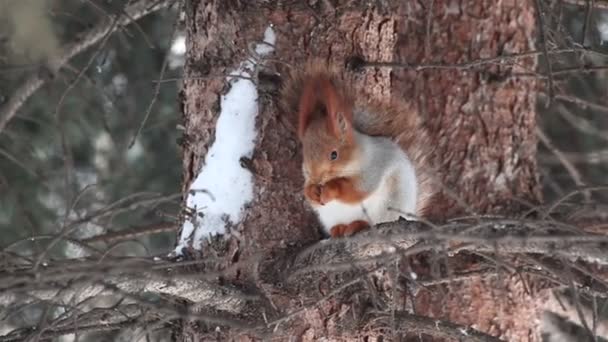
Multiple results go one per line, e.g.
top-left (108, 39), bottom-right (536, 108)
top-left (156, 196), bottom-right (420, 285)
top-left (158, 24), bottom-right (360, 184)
top-left (311, 156), bottom-right (417, 234)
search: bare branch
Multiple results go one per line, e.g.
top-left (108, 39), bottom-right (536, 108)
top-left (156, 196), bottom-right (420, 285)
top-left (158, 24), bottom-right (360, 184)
top-left (374, 311), bottom-right (505, 342)
top-left (537, 127), bottom-right (588, 199)
top-left (534, 0), bottom-right (555, 104)
top-left (0, 264), bottom-right (256, 315)
top-left (562, 0), bottom-right (608, 10)
top-left (81, 222), bottom-right (178, 244)
top-left (0, 301), bottom-right (177, 342)
top-left (359, 47), bottom-right (608, 71)
top-left (129, 0), bottom-right (184, 148)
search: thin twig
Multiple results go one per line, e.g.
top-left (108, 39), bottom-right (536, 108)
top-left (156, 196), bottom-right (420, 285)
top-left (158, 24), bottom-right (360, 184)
top-left (129, 0), bottom-right (183, 148)
top-left (359, 47), bottom-right (608, 71)
top-left (81, 222), bottom-right (177, 244)
top-left (53, 18), bottom-right (119, 120)
top-left (550, 93), bottom-right (608, 114)
top-left (580, 0), bottom-right (596, 45)
top-left (562, 0), bottom-right (608, 9)
top-left (536, 127), bottom-right (588, 200)
top-left (534, 0), bottom-right (555, 105)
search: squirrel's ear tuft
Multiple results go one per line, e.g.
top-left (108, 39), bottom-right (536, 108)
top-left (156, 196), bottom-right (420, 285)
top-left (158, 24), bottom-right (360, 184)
top-left (281, 60), bottom-right (354, 140)
top-left (333, 111), bottom-right (351, 142)
top-left (320, 79), bottom-right (353, 142)
top-left (297, 78), bottom-right (317, 139)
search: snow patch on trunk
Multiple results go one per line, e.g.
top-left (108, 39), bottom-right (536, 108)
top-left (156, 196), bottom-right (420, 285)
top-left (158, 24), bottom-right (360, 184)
top-left (599, 11), bottom-right (608, 44)
top-left (175, 26), bottom-right (276, 254)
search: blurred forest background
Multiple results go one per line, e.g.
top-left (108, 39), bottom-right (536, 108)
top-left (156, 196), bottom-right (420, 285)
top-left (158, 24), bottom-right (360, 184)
top-left (0, 0), bottom-right (183, 261)
top-left (0, 0), bottom-right (607, 340)
top-left (538, 3), bottom-right (608, 205)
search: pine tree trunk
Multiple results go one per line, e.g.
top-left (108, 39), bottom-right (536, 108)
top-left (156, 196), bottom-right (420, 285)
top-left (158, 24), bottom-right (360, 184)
top-left (178, 1), bottom-right (543, 340)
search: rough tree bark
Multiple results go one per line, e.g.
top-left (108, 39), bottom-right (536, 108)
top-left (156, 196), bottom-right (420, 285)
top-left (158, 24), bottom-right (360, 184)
top-left (178, 1), bottom-right (547, 341)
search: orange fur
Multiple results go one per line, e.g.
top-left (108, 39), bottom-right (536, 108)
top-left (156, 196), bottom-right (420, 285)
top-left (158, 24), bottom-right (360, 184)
top-left (295, 73), bottom-right (366, 207)
top-left (280, 60), bottom-right (438, 237)
top-left (304, 183), bottom-right (322, 204)
top-left (298, 75), bottom-right (354, 142)
top-left (304, 177), bottom-right (368, 206)
top-left (330, 220), bottom-right (370, 238)
top-left (319, 177), bottom-right (368, 205)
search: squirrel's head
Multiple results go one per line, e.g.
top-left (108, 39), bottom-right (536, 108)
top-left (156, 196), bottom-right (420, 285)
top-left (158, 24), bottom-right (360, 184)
top-left (297, 76), bottom-right (359, 184)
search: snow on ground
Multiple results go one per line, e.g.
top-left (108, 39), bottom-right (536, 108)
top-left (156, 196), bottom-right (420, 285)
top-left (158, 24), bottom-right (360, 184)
top-left (175, 26), bottom-right (276, 254)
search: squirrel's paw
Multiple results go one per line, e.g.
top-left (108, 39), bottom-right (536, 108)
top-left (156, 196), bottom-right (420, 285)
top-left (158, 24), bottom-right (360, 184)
top-left (305, 179), bottom-right (343, 205)
top-left (330, 220), bottom-right (370, 238)
top-left (329, 224), bottom-right (348, 238)
top-left (320, 178), bottom-right (342, 204)
top-left (321, 177), bottom-right (368, 204)
top-left (343, 220), bottom-right (370, 236)
top-left (304, 183), bottom-right (322, 204)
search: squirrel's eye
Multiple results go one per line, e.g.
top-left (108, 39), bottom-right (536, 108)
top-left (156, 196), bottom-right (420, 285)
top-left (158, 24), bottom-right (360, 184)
top-left (330, 150), bottom-right (338, 161)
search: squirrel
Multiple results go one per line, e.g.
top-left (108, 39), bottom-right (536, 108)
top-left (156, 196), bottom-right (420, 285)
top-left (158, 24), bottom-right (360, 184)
top-left (280, 61), bottom-right (436, 238)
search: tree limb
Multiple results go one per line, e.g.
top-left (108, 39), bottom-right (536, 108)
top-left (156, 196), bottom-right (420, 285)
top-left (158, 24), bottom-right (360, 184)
top-left (0, 260), bottom-right (258, 315)
top-left (2, 218), bottom-right (608, 339)
top-left (562, 0), bottom-right (608, 10)
top-left (376, 311), bottom-right (506, 342)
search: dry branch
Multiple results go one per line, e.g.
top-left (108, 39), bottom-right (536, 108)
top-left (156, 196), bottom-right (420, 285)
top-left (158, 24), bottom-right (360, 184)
top-left (358, 47), bottom-right (605, 72)
top-left (2, 216), bottom-right (608, 340)
top-left (375, 311), bottom-right (505, 342)
top-left (0, 304), bottom-right (156, 342)
top-left (0, 256), bottom-right (260, 317)
top-left (563, 0), bottom-right (608, 10)
top-left (81, 222), bottom-right (178, 244)
top-left (288, 219), bottom-right (608, 273)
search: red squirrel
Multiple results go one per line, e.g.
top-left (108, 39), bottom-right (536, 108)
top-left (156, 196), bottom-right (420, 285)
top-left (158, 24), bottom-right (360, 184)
top-left (280, 61), bottom-right (435, 238)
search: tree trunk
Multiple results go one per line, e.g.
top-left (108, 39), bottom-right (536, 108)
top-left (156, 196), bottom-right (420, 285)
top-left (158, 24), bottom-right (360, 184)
top-left (178, 1), bottom-right (545, 340)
